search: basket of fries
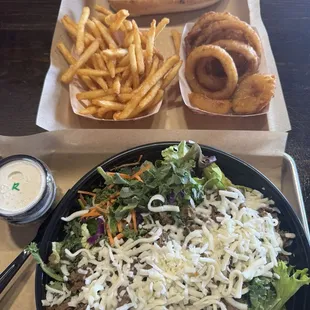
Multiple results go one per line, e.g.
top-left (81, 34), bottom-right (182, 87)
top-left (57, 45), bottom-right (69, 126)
top-left (57, 5), bottom-right (182, 121)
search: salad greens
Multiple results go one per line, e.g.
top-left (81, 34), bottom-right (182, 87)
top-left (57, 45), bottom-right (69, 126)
top-left (27, 142), bottom-right (310, 309)
top-left (249, 261), bottom-right (310, 310)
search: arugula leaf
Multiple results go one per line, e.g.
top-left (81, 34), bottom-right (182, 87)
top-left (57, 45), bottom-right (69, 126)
top-left (272, 261), bottom-right (310, 310)
top-left (108, 214), bottom-right (118, 235)
top-left (97, 167), bottom-right (114, 184)
top-left (26, 242), bottom-right (64, 282)
top-left (203, 163), bottom-right (232, 190)
top-left (161, 141), bottom-right (190, 161)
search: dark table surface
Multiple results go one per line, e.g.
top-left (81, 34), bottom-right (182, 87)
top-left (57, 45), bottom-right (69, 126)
top-left (1, 0), bottom-right (310, 219)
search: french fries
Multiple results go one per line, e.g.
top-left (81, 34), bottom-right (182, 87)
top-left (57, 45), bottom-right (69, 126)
top-left (171, 30), bottom-right (181, 54)
top-left (58, 5), bottom-right (181, 120)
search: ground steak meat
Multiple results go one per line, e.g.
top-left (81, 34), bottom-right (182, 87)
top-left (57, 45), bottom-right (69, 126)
top-left (69, 271), bottom-right (86, 294)
top-left (117, 287), bottom-right (131, 307)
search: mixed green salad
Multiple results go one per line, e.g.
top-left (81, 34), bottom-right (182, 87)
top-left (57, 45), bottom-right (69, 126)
top-left (27, 142), bottom-right (310, 310)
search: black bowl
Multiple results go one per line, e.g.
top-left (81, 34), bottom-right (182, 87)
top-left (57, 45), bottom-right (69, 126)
top-left (35, 142), bottom-right (310, 309)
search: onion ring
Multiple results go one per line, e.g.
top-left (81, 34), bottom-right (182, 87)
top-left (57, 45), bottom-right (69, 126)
top-left (232, 74), bottom-right (276, 114)
top-left (185, 45), bottom-right (238, 99)
top-left (189, 92), bottom-right (232, 115)
top-left (185, 12), bottom-right (239, 54)
top-left (212, 40), bottom-right (259, 79)
top-left (196, 58), bottom-right (226, 91)
top-left (193, 19), bottom-right (263, 60)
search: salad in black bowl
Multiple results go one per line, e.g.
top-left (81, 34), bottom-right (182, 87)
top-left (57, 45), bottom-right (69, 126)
top-left (28, 142), bottom-right (310, 310)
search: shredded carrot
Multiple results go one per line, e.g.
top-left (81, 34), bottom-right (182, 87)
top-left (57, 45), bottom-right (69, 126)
top-left (134, 175), bottom-right (143, 183)
top-left (81, 208), bottom-right (101, 218)
top-left (107, 172), bottom-right (131, 179)
top-left (117, 221), bottom-right (123, 232)
top-left (106, 225), bottom-right (114, 246)
top-left (116, 233), bottom-right (124, 240)
top-left (95, 206), bottom-right (108, 214)
top-left (110, 155), bottom-right (143, 171)
top-left (107, 184), bottom-right (114, 189)
top-left (131, 210), bottom-right (138, 233)
top-left (132, 163), bottom-right (151, 178)
top-left (78, 190), bottom-right (96, 197)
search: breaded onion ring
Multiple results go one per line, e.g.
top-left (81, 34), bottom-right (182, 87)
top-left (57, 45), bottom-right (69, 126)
top-left (189, 92), bottom-right (232, 114)
top-left (193, 19), bottom-right (263, 60)
top-left (186, 12), bottom-right (240, 49)
top-left (232, 74), bottom-right (276, 114)
top-left (212, 40), bottom-right (259, 78)
top-left (185, 45), bottom-right (238, 99)
top-left (196, 58), bottom-right (226, 91)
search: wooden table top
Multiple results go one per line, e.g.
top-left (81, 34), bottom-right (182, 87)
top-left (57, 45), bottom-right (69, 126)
top-left (0, 0), bottom-right (309, 219)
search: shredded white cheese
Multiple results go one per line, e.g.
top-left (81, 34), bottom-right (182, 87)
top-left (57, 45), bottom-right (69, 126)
top-left (43, 187), bottom-right (288, 310)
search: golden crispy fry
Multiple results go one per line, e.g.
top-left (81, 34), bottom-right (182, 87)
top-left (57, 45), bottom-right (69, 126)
top-left (97, 107), bottom-right (108, 118)
top-left (161, 60), bottom-right (183, 89)
top-left (61, 40), bottom-right (100, 84)
top-left (77, 89), bottom-right (107, 100)
top-left (76, 7), bottom-right (90, 55)
top-left (232, 74), bottom-right (276, 114)
top-left (132, 20), bottom-right (145, 75)
top-left (129, 44), bottom-right (140, 89)
top-left (95, 95), bottom-right (117, 102)
top-left (124, 75), bottom-right (133, 88)
top-left (120, 87), bottom-right (132, 93)
top-left (124, 20), bottom-right (133, 31)
top-left (149, 89), bottom-right (164, 110)
top-left (102, 54), bottom-right (116, 78)
top-left (95, 53), bottom-right (107, 70)
top-left (104, 111), bottom-right (115, 119)
top-left (118, 93), bottom-right (132, 103)
top-left (94, 100), bottom-right (125, 110)
top-left (171, 30), bottom-right (181, 53)
top-left (116, 55), bottom-right (179, 119)
top-left (145, 20), bottom-right (156, 76)
top-left (149, 56), bottom-right (160, 77)
top-left (113, 76), bottom-right (121, 94)
top-left (123, 31), bottom-right (134, 48)
top-left (121, 67), bottom-right (130, 82)
top-left (118, 54), bottom-right (130, 67)
top-left (57, 42), bottom-right (97, 90)
top-left (115, 67), bottom-right (128, 74)
top-left (189, 92), bottom-right (232, 114)
top-left (94, 4), bottom-right (112, 16)
top-left (89, 55), bottom-right (108, 90)
top-left (131, 82), bottom-right (162, 118)
top-left (92, 18), bottom-right (117, 49)
top-left (102, 48), bottom-right (128, 58)
top-left (77, 68), bottom-right (110, 77)
top-left (110, 10), bottom-right (129, 32)
top-left (86, 20), bottom-right (106, 49)
top-left (79, 105), bottom-right (98, 115)
top-left (155, 18), bottom-right (170, 38)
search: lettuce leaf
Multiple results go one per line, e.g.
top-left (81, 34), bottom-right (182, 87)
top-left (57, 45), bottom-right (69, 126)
top-left (249, 262), bottom-right (310, 310)
top-left (203, 163), bottom-right (232, 190)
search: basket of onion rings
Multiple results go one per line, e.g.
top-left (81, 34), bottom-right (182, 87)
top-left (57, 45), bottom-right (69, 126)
top-left (179, 12), bottom-right (276, 116)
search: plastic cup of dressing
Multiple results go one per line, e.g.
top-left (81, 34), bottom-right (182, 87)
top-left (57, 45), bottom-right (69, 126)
top-left (0, 155), bottom-right (56, 224)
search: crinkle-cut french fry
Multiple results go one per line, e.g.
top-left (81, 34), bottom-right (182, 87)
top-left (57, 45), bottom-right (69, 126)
top-left (57, 42), bottom-right (97, 90)
top-left (171, 29), bottom-right (181, 54)
top-left (79, 105), bottom-right (98, 115)
top-left (92, 17), bottom-right (117, 49)
top-left (77, 68), bottom-right (110, 77)
top-left (76, 7), bottom-right (90, 55)
top-left (86, 19), bottom-right (106, 49)
top-left (110, 10), bottom-right (129, 32)
top-left (145, 20), bottom-right (156, 76)
top-left (102, 48), bottom-right (128, 58)
top-left (132, 20), bottom-right (144, 75)
top-left (115, 55), bottom-right (179, 119)
top-left (129, 44), bottom-right (139, 89)
top-left (161, 60), bottom-right (183, 90)
top-left (61, 40), bottom-right (100, 84)
top-left (155, 18), bottom-right (170, 38)
top-left (130, 82), bottom-right (162, 118)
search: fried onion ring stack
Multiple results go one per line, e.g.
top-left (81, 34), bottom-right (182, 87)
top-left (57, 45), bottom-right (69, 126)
top-left (184, 12), bottom-right (275, 115)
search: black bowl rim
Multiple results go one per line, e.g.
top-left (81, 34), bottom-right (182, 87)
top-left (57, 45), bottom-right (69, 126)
top-left (35, 141), bottom-right (310, 309)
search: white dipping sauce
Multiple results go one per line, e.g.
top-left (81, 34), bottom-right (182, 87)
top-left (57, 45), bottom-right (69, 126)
top-left (0, 159), bottom-right (46, 214)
